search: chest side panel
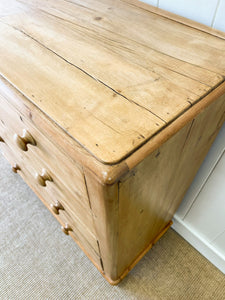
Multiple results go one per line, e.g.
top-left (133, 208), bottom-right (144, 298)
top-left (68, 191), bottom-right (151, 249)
top-left (117, 93), bottom-right (225, 277)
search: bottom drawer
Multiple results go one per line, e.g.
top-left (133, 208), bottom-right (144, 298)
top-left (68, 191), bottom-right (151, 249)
top-left (0, 142), bottom-right (102, 269)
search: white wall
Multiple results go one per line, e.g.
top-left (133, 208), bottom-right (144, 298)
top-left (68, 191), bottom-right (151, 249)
top-left (141, 0), bottom-right (225, 31)
top-left (172, 124), bottom-right (225, 274)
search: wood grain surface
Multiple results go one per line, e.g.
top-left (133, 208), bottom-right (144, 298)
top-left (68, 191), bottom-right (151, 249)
top-left (0, 0), bottom-right (225, 164)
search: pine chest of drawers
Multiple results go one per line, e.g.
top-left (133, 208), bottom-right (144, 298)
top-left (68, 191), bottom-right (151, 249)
top-left (0, 0), bottom-right (225, 285)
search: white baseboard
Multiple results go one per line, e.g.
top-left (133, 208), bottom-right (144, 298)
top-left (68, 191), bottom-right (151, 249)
top-left (172, 215), bottom-right (225, 274)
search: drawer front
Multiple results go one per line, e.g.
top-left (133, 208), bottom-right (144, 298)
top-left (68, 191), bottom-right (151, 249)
top-left (0, 92), bottom-right (96, 238)
top-left (0, 141), bottom-right (101, 260)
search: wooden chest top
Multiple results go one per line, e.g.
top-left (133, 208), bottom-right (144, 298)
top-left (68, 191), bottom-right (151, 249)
top-left (0, 0), bottom-right (225, 165)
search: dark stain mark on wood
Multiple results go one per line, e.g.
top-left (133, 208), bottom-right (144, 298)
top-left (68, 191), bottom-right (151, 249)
top-left (100, 257), bottom-right (104, 272)
top-left (187, 98), bottom-right (192, 106)
top-left (155, 150), bottom-right (160, 158)
top-left (95, 17), bottom-right (102, 21)
top-left (198, 135), bottom-right (202, 142)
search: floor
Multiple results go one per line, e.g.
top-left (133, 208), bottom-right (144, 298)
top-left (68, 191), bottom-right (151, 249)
top-left (0, 151), bottom-right (225, 300)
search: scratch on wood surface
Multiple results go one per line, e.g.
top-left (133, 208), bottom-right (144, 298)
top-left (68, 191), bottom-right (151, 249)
top-left (90, 114), bottom-right (122, 135)
top-left (83, 170), bottom-right (92, 210)
top-left (62, 0), bottom-right (98, 13)
top-left (96, 240), bottom-right (105, 272)
top-left (181, 119), bottom-right (195, 152)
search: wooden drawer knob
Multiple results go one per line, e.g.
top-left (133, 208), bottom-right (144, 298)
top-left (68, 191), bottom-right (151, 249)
top-left (35, 169), bottom-right (53, 186)
top-left (14, 129), bottom-right (36, 151)
top-left (61, 224), bottom-right (72, 235)
top-left (12, 164), bottom-right (21, 173)
top-left (0, 136), bottom-right (4, 143)
top-left (50, 201), bottom-right (64, 215)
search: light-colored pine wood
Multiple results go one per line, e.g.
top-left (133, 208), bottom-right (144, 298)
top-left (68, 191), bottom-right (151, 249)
top-left (1, 0), bottom-right (225, 163)
top-left (50, 200), bottom-right (64, 215)
top-left (111, 220), bottom-right (173, 285)
top-left (84, 167), bottom-right (120, 282)
top-left (35, 169), bottom-right (53, 187)
top-left (11, 164), bottom-right (21, 173)
top-left (0, 0), bottom-right (225, 285)
top-left (14, 129), bottom-right (36, 151)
